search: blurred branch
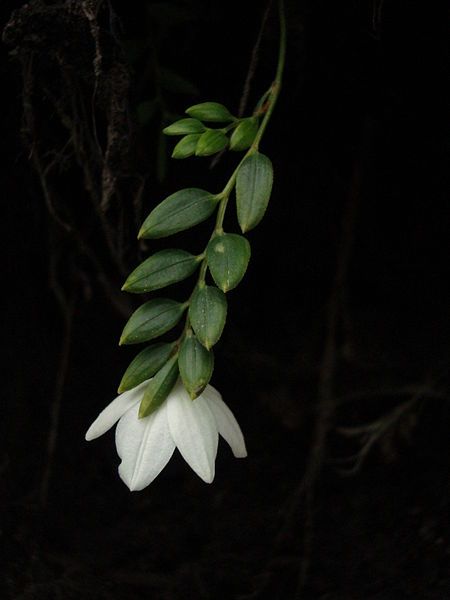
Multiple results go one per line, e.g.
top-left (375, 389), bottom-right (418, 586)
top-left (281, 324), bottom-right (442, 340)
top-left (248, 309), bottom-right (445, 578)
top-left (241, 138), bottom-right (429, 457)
top-left (20, 58), bottom-right (132, 318)
top-left (39, 251), bottom-right (76, 508)
top-left (288, 120), bottom-right (367, 598)
top-left (334, 380), bottom-right (449, 475)
top-left (238, 0), bottom-right (274, 118)
top-left (294, 147), bottom-right (360, 596)
top-left (210, 0), bottom-right (274, 170)
top-left (337, 384), bottom-right (448, 405)
top-left (4, 0), bottom-right (139, 317)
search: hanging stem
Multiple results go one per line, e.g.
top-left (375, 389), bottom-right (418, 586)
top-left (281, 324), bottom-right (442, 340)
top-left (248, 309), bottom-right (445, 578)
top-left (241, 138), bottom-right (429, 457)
top-left (213, 0), bottom-right (287, 231)
top-left (176, 0), bottom-right (287, 346)
top-left (253, 0), bottom-right (286, 148)
top-left (122, 1), bottom-right (287, 411)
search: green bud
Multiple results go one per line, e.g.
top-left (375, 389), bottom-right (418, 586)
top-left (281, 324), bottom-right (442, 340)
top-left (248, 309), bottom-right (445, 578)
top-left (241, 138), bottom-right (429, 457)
top-left (230, 117), bottom-right (259, 151)
top-left (171, 134), bottom-right (201, 159)
top-left (118, 343), bottom-right (175, 393)
top-left (163, 118), bottom-right (205, 136)
top-left (139, 355), bottom-right (179, 418)
top-left (186, 102), bottom-right (234, 122)
top-left (195, 130), bottom-right (228, 157)
top-left (179, 333), bottom-right (214, 399)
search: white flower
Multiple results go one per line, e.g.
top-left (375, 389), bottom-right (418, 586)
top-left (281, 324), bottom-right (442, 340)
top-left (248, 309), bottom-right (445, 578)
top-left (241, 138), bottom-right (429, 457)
top-left (85, 379), bottom-right (247, 491)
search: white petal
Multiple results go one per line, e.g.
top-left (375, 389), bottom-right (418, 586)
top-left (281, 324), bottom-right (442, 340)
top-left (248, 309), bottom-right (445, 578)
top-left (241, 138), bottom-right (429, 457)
top-left (85, 380), bottom-right (150, 441)
top-left (203, 385), bottom-right (247, 458)
top-left (167, 380), bottom-right (218, 483)
top-left (115, 402), bottom-right (175, 491)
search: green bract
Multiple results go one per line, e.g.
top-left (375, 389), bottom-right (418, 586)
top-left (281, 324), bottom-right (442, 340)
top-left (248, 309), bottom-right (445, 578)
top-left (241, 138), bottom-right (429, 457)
top-left (171, 134), bottom-right (201, 159)
top-left (186, 102), bottom-right (234, 122)
top-left (163, 118), bottom-right (205, 135)
top-left (230, 117), bottom-right (259, 151)
top-left (122, 249), bottom-right (200, 293)
top-left (206, 233), bottom-right (251, 292)
top-left (196, 130), bottom-right (228, 157)
top-left (189, 285), bottom-right (227, 350)
top-left (139, 355), bottom-right (179, 418)
top-left (139, 188), bottom-right (219, 239)
top-left (118, 343), bottom-right (175, 393)
top-left (179, 333), bottom-right (214, 399)
top-left (120, 298), bottom-right (186, 345)
top-left (236, 152), bottom-right (273, 232)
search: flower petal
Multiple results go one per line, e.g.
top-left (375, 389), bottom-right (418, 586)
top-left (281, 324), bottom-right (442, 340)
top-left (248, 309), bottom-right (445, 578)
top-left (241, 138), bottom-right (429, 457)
top-left (85, 380), bottom-right (149, 441)
top-left (167, 380), bottom-right (218, 483)
top-left (115, 402), bottom-right (175, 491)
top-left (203, 385), bottom-right (247, 458)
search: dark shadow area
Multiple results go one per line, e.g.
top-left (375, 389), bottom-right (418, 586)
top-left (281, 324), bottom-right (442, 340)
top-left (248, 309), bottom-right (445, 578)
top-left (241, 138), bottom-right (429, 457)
top-left (2, 0), bottom-right (449, 598)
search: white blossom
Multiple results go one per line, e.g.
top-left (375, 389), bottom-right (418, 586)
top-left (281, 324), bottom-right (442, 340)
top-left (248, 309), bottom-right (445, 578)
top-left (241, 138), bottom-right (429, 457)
top-left (85, 379), bottom-right (247, 491)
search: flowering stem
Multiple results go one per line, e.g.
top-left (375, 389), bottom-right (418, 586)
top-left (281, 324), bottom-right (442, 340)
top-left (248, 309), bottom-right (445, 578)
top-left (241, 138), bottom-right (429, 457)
top-left (177, 0), bottom-right (286, 347)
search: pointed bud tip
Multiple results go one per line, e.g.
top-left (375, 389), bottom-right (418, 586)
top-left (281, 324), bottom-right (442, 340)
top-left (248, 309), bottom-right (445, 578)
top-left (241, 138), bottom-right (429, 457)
top-left (138, 402), bottom-right (155, 419)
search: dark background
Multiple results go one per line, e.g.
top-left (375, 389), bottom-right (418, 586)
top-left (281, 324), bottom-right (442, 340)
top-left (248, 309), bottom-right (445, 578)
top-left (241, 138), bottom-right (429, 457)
top-left (2, 1), bottom-right (449, 598)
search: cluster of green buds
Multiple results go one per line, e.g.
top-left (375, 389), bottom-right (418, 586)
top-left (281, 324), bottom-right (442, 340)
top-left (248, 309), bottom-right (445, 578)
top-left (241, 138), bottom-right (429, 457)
top-left (117, 99), bottom-right (275, 419)
top-left (163, 101), bottom-right (260, 158)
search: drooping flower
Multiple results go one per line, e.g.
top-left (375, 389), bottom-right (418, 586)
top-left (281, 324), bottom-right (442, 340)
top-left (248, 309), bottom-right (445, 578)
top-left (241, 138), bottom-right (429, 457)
top-left (85, 379), bottom-right (247, 491)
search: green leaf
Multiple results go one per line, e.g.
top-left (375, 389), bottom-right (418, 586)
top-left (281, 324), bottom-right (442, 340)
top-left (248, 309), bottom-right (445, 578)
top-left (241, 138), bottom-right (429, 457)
top-left (118, 343), bottom-right (175, 393)
top-left (236, 152), bottom-right (273, 232)
top-left (138, 188), bottom-right (218, 239)
top-left (189, 285), bottom-right (227, 350)
top-left (139, 355), bottom-right (179, 418)
top-left (171, 134), bottom-right (201, 159)
top-left (195, 130), bottom-right (228, 156)
top-left (206, 233), bottom-right (251, 292)
top-left (163, 118), bottom-right (205, 135)
top-left (120, 298), bottom-right (185, 345)
top-left (186, 102), bottom-right (234, 122)
top-left (123, 249), bottom-right (200, 293)
top-left (230, 117), bottom-right (259, 151)
top-left (178, 333), bottom-right (214, 399)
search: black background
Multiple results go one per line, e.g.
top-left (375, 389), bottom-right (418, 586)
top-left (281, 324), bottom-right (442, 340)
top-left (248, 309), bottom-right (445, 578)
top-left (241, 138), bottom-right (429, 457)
top-left (2, 1), bottom-right (449, 598)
